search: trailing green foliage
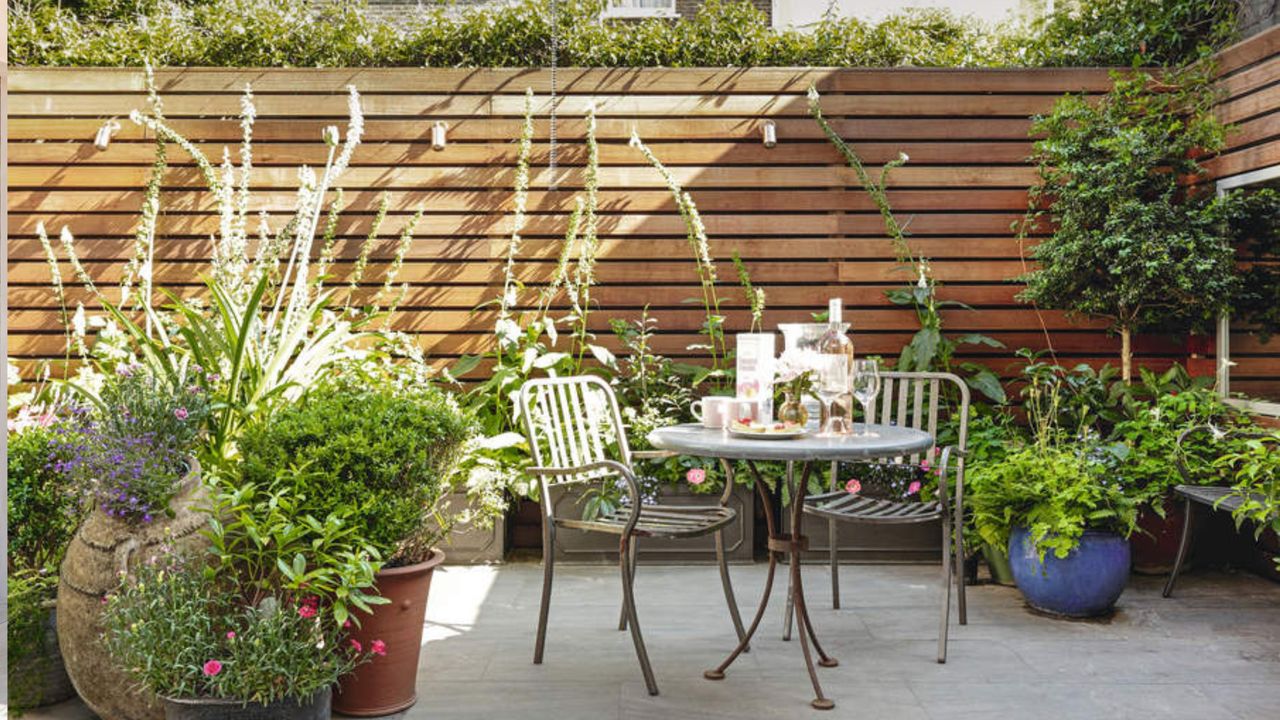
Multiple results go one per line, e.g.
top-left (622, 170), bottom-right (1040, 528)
top-left (9, 0), bottom-right (1236, 68)
top-left (1218, 433), bottom-right (1280, 568)
top-left (237, 381), bottom-right (474, 564)
top-left (1019, 68), bottom-right (1238, 382)
top-left (7, 425), bottom-right (81, 572)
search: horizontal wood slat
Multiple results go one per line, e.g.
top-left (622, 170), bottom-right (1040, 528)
top-left (7, 58), bottom-right (1278, 397)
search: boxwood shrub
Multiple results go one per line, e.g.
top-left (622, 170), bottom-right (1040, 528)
top-left (237, 381), bottom-right (475, 564)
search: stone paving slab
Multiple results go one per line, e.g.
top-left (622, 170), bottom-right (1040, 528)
top-left (20, 563), bottom-right (1280, 720)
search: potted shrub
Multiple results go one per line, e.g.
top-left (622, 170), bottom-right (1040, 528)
top-left (969, 362), bottom-right (1137, 618)
top-left (237, 379), bottom-right (474, 716)
top-left (1110, 385), bottom-right (1250, 573)
top-left (54, 365), bottom-right (212, 720)
top-left (7, 417), bottom-right (82, 711)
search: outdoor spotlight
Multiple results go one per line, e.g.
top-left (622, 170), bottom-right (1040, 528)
top-left (94, 119), bottom-right (121, 152)
top-left (761, 119), bottom-right (777, 148)
top-left (432, 121), bottom-right (448, 151)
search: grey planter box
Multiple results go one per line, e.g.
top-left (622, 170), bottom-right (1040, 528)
top-left (781, 507), bottom-right (941, 564)
top-left (548, 483), bottom-right (755, 564)
top-left (437, 492), bottom-right (511, 564)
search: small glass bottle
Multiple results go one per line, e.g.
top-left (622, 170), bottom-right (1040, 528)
top-left (818, 299), bottom-right (855, 435)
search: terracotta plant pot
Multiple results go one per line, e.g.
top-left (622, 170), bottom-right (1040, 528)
top-left (58, 460), bottom-right (208, 720)
top-left (333, 550), bottom-right (446, 716)
top-left (1131, 499), bottom-right (1187, 575)
top-left (161, 689), bottom-right (330, 720)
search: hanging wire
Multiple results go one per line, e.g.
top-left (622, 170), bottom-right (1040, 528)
top-left (548, 0), bottom-right (559, 192)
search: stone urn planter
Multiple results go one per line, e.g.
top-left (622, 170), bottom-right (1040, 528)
top-left (58, 460), bottom-right (209, 720)
top-left (334, 550), bottom-right (446, 716)
top-left (548, 483), bottom-right (754, 563)
top-left (161, 689), bottom-right (330, 720)
top-left (1009, 527), bottom-right (1131, 618)
top-left (7, 604), bottom-right (77, 710)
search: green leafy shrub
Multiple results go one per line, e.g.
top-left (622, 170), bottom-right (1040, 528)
top-left (1019, 68), bottom-right (1237, 383)
top-left (969, 445), bottom-right (1137, 559)
top-left (1218, 433), bottom-right (1280, 568)
top-left (237, 382), bottom-right (474, 564)
top-left (12, 0), bottom-right (1233, 68)
top-left (1019, 0), bottom-right (1238, 67)
top-left (204, 477), bottom-right (387, 626)
top-left (7, 424), bottom-right (81, 571)
top-left (103, 555), bottom-right (373, 703)
top-left (1110, 388), bottom-right (1249, 511)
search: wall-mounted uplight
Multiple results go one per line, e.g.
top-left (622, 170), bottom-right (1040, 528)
top-left (94, 119), bottom-right (121, 152)
top-left (761, 119), bottom-right (777, 149)
top-left (432, 121), bottom-right (448, 151)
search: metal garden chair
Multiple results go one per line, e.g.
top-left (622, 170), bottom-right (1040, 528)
top-left (798, 371), bottom-right (969, 663)
top-left (517, 375), bottom-right (748, 696)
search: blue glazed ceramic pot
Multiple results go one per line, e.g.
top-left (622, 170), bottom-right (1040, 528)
top-left (1008, 527), bottom-right (1130, 618)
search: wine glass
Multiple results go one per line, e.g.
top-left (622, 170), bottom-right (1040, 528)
top-left (851, 359), bottom-right (881, 438)
top-left (816, 354), bottom-right (849, 436)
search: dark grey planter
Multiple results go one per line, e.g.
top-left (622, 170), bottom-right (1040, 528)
top-left (162, 689), bottom-right (330, 720)
top-left (437, 492), bottom-right (510, 564)
top-left (8, 605), bottom-right (76, 710)
top-left (549, 483), bottom-right (755, 564)
top-left (783, 508), bottom-right (941, 563)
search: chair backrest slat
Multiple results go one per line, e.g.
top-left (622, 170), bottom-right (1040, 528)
top-left (863, 371), bottom-right (970, 472)
top-left (518, 376), bottom-right (630, 492)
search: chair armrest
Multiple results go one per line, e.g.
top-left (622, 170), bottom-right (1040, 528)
top-left (935, 445), bottom-right (966, 510)
top-left (527, 460), bottom-right (643, 531)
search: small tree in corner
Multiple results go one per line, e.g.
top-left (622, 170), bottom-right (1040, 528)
top-left (1018, 67), bottom-right (1238, 383)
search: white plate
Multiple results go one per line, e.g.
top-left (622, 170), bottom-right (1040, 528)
top-left (727, 426), bottom-right (807, 441)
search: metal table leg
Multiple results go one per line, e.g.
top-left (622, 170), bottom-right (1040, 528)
top-left (705, 460), bottom-right (838, 711)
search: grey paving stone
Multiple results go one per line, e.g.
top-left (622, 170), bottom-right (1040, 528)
top-left (19, 562), bottom-right (1280, 720)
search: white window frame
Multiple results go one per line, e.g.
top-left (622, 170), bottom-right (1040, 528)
top-left (601, 0), bottom-right (678, 19)
top-left (1216, 164), bottom-right (1280, 418)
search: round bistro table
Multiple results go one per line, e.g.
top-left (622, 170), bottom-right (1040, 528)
top-left (648, 423), bottom-right (935, 711)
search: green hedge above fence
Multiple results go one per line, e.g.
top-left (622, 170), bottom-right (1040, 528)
top-left (8, 0), bottom-right (1238, 68)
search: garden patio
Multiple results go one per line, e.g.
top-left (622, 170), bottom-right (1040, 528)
top-left (5, 1), bottom-right (1280, 719)
top-left (25, 562), bottom-right (1280, 719)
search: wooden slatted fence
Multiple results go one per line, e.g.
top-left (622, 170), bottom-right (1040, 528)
top-left (7, 28), bottom-right (1279, 398)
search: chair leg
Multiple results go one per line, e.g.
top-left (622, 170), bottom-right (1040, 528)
top-left (534, 522), bottom-right (555, 665)
top-left (829, 517), bottom-right (841, 610)
top-left (618, 537), bottom-right (638, 631)
top-left (954, 503), bottom-right (967, 626)
top-left (715, 528), bottom-right (749, 650)
top-left (620, 535), bottom-right (659, 696)
top-left (1163, 497), bottom-right (1196, 599)
top-left (829, 460), bottom-right (841, 610)
top-left (937, 507), bottom-right (953, 664)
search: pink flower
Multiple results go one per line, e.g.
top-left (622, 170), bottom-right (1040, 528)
top-left (371, 640), bottom-right (387, 656)
top-left (298, 605), bottom-right (317, 619)
top-left (920, 460), bottom-right (931, 471)
top-left (686, 468), bottom-right (706, 485)
top-left (226, 631), bottom-right (236, 640)
top-left (174, 407), bottom-right (189, 421)
top-left (302, 596), bottom-right (319, 608)
top-left (845, 479), bottom-right (862, 494)
top-left (343, 619), bottom-right (352, 629)
top-left (202, 660), bottom-right (222, 677)
top-left (907, 481), bottom-right (922, 495)
top-left (350, 639), bottom-right (363, 653)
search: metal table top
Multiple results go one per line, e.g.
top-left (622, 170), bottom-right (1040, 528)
top-left (648, 423), bottom-right (934, 463)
